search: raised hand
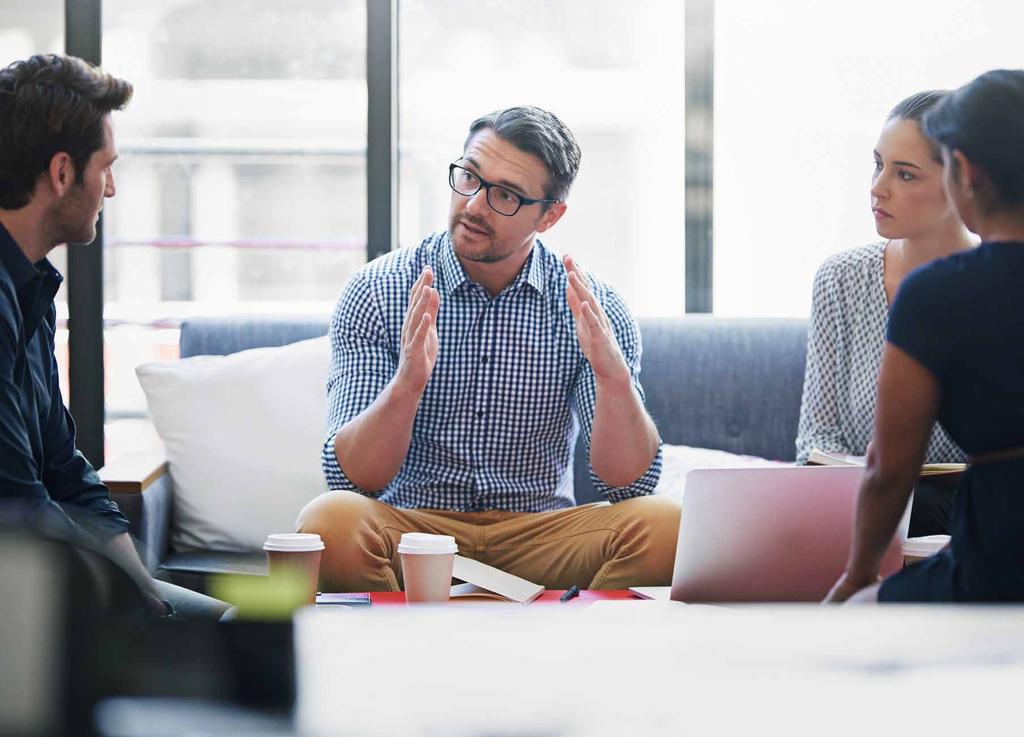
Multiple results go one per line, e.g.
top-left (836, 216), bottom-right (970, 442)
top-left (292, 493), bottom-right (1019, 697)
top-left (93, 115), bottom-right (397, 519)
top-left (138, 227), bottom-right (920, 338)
top-left (564, 254), bottom-right (629, 385)
top-left (397, 265), bottom-right (440, 394)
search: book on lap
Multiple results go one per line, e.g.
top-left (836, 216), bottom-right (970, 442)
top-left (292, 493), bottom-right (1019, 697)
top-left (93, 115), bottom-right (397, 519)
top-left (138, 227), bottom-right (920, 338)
top-left (807, 448), bottom-right (965, 478)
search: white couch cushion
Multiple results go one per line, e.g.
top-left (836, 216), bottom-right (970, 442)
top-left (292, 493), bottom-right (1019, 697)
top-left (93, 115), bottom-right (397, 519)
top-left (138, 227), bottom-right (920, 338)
top-left (654, 444), bottom-right (787, 501)
top-left (136, 337), bottom-right (330, 553)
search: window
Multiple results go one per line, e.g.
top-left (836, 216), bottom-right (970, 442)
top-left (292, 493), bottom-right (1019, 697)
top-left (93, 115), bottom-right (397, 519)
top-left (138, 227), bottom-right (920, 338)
top-left (100, 0), bottom-right (367, 448)
top-left (714, 0), bottom-right (1024, 317)
top-left (18, 1), bottom-right (1023, 458)
top-left (398, 0), bottom-right (687, 317)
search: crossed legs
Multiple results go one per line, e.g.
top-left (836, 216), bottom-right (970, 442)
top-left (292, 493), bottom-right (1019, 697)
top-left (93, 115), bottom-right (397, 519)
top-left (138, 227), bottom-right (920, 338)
top-left (296, 491), bottom-right (682, 593)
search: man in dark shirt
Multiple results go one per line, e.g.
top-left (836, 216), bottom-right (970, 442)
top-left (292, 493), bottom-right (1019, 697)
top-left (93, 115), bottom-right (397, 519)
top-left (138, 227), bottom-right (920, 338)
top-left (0, 54), bottom-right (226, 619)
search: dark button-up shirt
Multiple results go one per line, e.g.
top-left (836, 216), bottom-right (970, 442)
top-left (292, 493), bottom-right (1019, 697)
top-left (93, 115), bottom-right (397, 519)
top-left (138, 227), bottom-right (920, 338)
top-left (0, 222), bottom-right (128, 541)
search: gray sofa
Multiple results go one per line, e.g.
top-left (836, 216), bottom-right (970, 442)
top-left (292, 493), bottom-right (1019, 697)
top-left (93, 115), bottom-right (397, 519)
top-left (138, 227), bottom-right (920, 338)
top-left (100, 315), bottom-right (809, 592)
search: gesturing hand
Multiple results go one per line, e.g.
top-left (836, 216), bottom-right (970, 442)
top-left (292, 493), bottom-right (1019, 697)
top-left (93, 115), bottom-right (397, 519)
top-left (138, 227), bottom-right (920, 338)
top-left (397, 265), bottom-right (440, 394)
top-left (564, 254), bottom-right (630, 385)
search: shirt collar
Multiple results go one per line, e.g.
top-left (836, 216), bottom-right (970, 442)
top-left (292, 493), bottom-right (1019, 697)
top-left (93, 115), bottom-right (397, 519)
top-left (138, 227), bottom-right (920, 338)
top-left (0, 222), bottom-right (64, 337)
top-left (437, 232), bottom-right (469, 296)
top-left (438, 231), bottom-right (547, 299)
top-left (0, 221), bottom-right (42, 291)
top-left (521, 239), bottom-right (546, 296)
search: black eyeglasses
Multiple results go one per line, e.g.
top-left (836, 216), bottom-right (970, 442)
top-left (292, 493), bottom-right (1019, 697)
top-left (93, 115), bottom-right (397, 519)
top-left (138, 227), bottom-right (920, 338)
top-left (448, 162), bottom-right (559, 217)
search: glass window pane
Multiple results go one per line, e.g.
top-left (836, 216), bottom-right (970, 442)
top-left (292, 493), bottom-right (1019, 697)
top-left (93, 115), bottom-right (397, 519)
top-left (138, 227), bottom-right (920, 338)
top-left (399, 0), bottom-right (686, 317)
top-left (0, 3), bottom-right (62, 61)
top-left (101, 0), bottom-right (367, 432)
top-left (714, 0), bottom-right (1024, 317)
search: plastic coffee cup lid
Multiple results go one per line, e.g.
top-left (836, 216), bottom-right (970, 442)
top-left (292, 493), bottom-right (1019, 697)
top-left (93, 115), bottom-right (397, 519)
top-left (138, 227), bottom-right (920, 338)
top-left (263, 533), bottom-right (325, 552)
top-left (397, 532), bottom-right (458, 555)
top-left (901, 534), bottom-right (950, 557)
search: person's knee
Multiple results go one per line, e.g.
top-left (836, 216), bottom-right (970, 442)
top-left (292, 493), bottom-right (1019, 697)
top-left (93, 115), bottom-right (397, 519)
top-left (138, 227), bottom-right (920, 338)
top-left (617, 496), bottom-right (681, 568)
top-left (296, 490), bottom-right (386, 555)
top-left (617, 495), bottom-right (682, 546)
top-left (296, 490), bottom-right (369, 537)
top-left (593, 495), bottom-right (681, 587)
top-left (296, 491), bottom-right (386, 589)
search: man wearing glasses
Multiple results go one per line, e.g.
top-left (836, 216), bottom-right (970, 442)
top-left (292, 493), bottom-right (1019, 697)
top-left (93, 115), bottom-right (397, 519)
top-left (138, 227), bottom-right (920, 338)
top-left (301, 106), bottom-right (680, 592)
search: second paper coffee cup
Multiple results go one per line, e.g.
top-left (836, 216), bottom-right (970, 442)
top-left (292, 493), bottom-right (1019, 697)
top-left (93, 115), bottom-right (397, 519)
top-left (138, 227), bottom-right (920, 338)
top-left (398, 533), bottom-right (457, 603)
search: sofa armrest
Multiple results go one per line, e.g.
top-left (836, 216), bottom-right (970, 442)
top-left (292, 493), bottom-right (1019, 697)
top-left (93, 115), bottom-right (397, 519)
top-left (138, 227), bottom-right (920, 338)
top-left (100, 450), bottom-right (172, 574)
top-left (100, 449), bottom-right (168, 494)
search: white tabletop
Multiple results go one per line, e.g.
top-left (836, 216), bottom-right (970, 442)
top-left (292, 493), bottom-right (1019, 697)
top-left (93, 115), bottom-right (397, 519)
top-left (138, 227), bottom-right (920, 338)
top-left (295, 602), bottom-right (1024, 737)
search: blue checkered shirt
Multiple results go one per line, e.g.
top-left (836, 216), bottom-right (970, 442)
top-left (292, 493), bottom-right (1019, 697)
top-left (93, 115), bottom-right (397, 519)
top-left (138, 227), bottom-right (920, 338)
top-left (321, 231), bottom-right (662, 512)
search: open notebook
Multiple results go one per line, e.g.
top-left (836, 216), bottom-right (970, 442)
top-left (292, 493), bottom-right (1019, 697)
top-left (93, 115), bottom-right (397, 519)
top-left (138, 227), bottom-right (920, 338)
top-left (449, 555), bottom-right (545, 605)
top-left (807, 449), bottom-right (965, 478)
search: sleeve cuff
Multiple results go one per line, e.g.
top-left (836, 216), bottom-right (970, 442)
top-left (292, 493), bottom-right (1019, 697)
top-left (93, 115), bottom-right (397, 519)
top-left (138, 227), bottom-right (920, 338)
top-left (592, 443), bottom-right (664, 503)
top-left (322, 431), bottom-right (357, 491)
top-left (66, 500), bottom-right (131, 542)
top-left (321, 432), bottom-right (384, 497)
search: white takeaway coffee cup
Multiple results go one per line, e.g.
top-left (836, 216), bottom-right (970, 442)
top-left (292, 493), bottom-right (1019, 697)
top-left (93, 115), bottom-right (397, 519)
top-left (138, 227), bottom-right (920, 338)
top-left (901, 534), bottom-right (950, 567)
top-left (263, 533), bottom-right (325, 604)
top-left (398, 533), bottom-right (458, 604)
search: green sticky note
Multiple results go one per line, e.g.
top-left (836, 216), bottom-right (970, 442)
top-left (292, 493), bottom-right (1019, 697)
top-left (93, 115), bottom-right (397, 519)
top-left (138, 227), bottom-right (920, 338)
top-left (211, 571), bottom-right (310, 620)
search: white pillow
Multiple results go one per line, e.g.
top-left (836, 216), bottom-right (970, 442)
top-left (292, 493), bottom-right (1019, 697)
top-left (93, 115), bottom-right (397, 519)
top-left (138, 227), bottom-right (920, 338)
top-left (653, 444), bottom-right (787, 501)
top-left (136, 336), bottom-right (330, 553)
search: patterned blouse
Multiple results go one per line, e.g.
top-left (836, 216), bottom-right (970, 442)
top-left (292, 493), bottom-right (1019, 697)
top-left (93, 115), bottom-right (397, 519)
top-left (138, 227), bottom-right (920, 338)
top-left (795, 242), bottom-right (965, 465)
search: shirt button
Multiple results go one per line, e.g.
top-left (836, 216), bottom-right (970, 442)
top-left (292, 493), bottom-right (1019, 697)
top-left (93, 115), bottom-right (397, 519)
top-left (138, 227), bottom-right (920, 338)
top-left (476, 410), bottom-right (484, 419)
top-left (481, 355), bottom-right (489, 364)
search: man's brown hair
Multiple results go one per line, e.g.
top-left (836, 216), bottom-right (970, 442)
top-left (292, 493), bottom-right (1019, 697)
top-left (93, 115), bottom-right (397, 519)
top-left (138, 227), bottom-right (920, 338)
top-left (465, 106), bottom-right (581, 204)
top-left (0, 54), bottom-right (132, 209)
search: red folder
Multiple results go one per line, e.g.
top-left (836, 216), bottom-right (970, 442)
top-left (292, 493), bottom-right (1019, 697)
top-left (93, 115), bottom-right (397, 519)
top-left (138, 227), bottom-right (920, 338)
top-left (369, 589), bottom-right (638, 606)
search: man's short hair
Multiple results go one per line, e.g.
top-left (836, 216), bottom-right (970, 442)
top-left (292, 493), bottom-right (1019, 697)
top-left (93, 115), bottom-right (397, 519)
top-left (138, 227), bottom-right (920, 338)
top-left (0, 54), bottom-right (132, 209)
top-left (465, 106), bottom-right (581, 203)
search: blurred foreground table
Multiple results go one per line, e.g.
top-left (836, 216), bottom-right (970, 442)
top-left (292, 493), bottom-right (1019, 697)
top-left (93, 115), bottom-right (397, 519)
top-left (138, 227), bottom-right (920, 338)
top-left (296, 602), bottom-right (1024, 736)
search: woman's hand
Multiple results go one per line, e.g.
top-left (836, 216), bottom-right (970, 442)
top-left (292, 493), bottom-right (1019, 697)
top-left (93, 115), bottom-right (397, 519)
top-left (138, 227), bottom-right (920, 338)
top-left (823, 572), bottom-right (877, 603)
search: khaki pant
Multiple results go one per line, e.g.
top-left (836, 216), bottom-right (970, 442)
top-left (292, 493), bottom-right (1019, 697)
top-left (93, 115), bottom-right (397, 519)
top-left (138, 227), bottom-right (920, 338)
top-left (296, 491), bottom-right (682, 592)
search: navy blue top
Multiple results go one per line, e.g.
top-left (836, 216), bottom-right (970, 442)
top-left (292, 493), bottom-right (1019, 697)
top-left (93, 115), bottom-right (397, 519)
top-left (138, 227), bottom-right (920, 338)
top-left (888, 241), bottom-right (1024, 456)
top-left (885, 241), bottom-right (1024, 599)
top-left (0, 222), bottom-right (128, 542)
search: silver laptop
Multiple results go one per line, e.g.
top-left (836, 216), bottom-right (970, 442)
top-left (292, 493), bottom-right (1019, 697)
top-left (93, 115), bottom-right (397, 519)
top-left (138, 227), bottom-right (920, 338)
top-left (670, 466), bottom-right (910, 603)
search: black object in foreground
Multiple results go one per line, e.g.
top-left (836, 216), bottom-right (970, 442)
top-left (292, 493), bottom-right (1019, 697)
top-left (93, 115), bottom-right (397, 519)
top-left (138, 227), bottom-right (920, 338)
top-left (559, 585), bottom-right (581, 603)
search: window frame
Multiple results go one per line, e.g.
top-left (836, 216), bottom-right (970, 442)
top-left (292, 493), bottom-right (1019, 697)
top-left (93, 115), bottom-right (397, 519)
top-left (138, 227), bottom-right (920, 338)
top-left (63, 0), bottom-right (714, 466)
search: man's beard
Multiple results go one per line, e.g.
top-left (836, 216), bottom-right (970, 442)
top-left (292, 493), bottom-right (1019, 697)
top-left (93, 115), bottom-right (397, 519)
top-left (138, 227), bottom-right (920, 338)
top-left (51, 186), bottom-right (98, 246)
top-left (449, 214), bottom-right (503, 263)
top-left (459, 247), bottom-right (505, 264)
top-left (60, 222), bottom-right (98, 246)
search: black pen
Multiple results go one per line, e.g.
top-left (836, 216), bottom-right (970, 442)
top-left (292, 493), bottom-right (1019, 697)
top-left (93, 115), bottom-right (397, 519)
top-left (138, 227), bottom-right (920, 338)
top-left (560, 585), bottom-right (581, 603)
